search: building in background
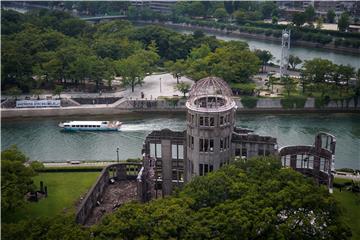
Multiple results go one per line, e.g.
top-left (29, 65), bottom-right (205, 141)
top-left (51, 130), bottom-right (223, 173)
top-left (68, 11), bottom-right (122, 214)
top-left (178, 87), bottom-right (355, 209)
top-left (130, 0), bottom-right (176, 14)
top-left (277, 1), bottom-right (360, 19)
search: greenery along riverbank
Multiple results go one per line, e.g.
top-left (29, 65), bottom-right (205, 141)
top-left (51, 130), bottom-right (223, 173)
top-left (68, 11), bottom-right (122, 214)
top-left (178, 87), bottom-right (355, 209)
top-left (10, 1), bottom-right (360, 49)
top-left (125, 2), bottom-right (360, 50)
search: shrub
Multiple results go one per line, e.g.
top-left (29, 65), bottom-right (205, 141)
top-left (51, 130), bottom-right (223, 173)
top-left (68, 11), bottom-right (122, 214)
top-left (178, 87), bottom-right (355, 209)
top-left (315, 96), bottom-right (331, 108)
top-left (281, 96), bottom-right (307, 109)
top-left (241, 96), bottom-right (258, 108)
top-left (230, 83), bottom-right (256, 96)
top-left (30, 161), bottom-right (45, 171)
top-left (265, 29), bottom-right (272, 36)
top-left (334, 38), bottom-right (342, 47)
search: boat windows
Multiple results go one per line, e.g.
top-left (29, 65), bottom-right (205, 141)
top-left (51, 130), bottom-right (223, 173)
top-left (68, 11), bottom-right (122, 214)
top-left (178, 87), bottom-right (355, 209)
top-left (76, 125), bottom-right (79, 127)
top-left (64, 125), bottom-right (69, 127)
top-left (102, 121), bottom-right (107, 124)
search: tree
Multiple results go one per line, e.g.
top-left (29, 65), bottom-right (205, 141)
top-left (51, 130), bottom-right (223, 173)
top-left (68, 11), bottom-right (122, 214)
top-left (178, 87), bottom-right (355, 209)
top-left (1, 145), bottom-right (35, 218)
top-left (288, 55), bottom-right (302, 70)
top-left (234, 10), bottom-right (247, 23)
top-left (266, 75), bottom-right (278, 92)
top-left (213, 8), bottom-right (228, 22)
top-left (254, 49), bottom-right (273, 72)
top-left (337, 64), bottom-right (355, 91)
top-left (304, 5), bottom-right (316, 24)
top-left (302, 58), bottom-right (333, 84)
top-left (115, 48), bottom-right (158, 93)
top-left (327, 10), bottom-right (336, 23)
top-left (53, 85), bottom-right (64, 99)
top-left (117, 57), bottom-right (142, 93)
top-left (272, 16), bottom-right (278, 24)
top-left (31, 89), bottom-right (43, 100)
top-left (59, 18), bottom-right (88, 37)
top-left (165, 60), bottom-right (187, 84)
top-left (292, 12), bottom-right (306, 27)
top-left (316, 17), bottom-right (324, 29)
top-left (175, 82), bottom-right (191, 97)
top-left (260, 1), bottom-right (277, 19)
top-left (188, 2), bottom-right (206, 17)
top-left (338, 13), bottom-right (350, 32)
top-left (91, 156), bottom-right (351, 240)
top-left (5, 86), bottom-right (22, 100)
top-left (282, 75), bottom-right (297, 96)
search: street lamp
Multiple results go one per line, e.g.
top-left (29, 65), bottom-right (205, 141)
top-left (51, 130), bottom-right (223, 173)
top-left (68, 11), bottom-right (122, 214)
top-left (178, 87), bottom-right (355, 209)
top-left (116, 147), bottom-right (119, 163)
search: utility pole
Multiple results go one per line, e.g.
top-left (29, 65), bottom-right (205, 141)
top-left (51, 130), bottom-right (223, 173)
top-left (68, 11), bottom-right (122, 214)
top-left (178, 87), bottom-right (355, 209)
top-left (159, 77), bottom-right (162, 93)
top-left (116, 147), bottom-right (119, 163)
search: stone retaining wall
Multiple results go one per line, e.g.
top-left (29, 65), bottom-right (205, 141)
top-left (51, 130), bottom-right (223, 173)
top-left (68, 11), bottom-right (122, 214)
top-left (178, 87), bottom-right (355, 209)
top-left (2, 97), bottom-right (359, 118)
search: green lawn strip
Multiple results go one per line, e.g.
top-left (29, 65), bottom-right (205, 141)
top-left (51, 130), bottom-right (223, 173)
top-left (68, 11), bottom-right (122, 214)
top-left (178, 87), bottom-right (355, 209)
top-left (333, 189), bottom-right (360, 240)
top-left (8, 172), bottom-right (100, 222)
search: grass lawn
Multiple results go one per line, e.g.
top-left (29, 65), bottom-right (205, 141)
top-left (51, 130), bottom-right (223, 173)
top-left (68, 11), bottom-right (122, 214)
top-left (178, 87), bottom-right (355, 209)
top-left (7, 172), bottom-right (99, 223)
top-left (333, 188), bottom-right (360, 240)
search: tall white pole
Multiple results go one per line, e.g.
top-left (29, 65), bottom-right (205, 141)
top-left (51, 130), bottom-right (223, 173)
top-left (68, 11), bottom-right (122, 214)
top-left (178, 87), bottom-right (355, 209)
top-left (280, 29), bottom-right (291, 79)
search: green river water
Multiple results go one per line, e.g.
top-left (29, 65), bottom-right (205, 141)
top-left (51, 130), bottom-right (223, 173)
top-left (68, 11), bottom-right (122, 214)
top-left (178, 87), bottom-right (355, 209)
top-left (2, 113), bottom-right (359, 169)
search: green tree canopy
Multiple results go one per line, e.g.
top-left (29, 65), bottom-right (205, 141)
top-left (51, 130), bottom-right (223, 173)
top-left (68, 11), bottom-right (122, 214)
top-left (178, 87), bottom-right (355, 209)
top-left (213, 8), bottom-right (228, 22)
top-left (175, 82), bottom-right (191, 97)
top-left (116, 49), bottom-right (159, 92)
top-left (1, 146), bottom-right (35, 219)
top-left (288, 55), bottom-right (302, 70)
top-left (254, 49), bottom-right (273, 72)
top-left (327, 10), bottom-right (336, 23)
top-left (292, 12), bottom-right (306, 27)
top-left (304, 5), bottom-right (316, 24)
top-left (338, 13), bottom-right (350, 32)
top-left (91, 156), bottom-right (351, 240)
top-left (165, 60), bottom-right (188, 84)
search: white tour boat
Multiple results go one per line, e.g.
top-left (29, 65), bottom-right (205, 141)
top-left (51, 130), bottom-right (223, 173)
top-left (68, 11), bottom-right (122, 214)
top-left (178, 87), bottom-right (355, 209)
top-left (58, 121), bottom-right (122, 131)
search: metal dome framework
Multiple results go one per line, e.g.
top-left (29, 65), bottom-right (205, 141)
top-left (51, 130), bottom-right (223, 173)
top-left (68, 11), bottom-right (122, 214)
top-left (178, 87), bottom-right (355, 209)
top-left (188, 77), bottom-right (233, 99)
top-left (186, 77), bottom-right (236, 112)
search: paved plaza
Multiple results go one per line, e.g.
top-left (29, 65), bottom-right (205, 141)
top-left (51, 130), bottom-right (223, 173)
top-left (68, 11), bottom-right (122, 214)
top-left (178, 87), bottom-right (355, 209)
top-left (2, 73), bottom-right (194, 101)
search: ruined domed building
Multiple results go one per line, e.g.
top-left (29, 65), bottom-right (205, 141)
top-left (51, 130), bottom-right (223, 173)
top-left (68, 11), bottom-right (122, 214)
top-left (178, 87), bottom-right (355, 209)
top-left (142, 77), bottom-right (278, 196)
top-left (75, 77), bottom-right (337, 224)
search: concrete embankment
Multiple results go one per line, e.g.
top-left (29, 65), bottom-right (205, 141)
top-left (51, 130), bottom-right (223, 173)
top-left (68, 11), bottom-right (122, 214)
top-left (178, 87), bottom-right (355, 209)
top-left (2, 98), bottom-right (360, 119)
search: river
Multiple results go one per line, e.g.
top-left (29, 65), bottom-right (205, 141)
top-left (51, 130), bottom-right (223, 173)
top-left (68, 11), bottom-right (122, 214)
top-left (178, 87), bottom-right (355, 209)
top-left (2, 113), bottom-right (359, 169)
top-left (160, 25), bottom-right (360, 69)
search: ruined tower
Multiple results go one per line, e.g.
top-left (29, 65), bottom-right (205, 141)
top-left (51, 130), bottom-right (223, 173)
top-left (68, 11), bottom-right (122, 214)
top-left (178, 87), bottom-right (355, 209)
top-left (185, 77), bottom-right (237, 181)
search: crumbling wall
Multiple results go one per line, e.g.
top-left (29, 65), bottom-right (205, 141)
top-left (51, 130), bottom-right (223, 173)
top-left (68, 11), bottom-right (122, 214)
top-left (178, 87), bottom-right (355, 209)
top-left (75, 163), bottom-right (141, 225)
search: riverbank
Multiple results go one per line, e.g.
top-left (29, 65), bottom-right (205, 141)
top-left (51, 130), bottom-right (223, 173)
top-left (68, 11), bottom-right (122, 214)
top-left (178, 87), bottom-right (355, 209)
top-left (39, 162), bottom-right (360, 182)
top-left (2, 104), bottom-right (359, 119)
top-left (136, 21), bottom-right (360, 56)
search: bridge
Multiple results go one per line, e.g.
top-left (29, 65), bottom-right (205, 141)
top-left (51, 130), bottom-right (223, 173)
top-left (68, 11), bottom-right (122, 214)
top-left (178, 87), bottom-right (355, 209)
top-left (80, 15), bottom-right (127, 22)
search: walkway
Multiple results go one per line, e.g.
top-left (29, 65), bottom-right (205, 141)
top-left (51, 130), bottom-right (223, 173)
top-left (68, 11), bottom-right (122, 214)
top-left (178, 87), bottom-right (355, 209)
top-left (2, 73), bottom-right (194, 101)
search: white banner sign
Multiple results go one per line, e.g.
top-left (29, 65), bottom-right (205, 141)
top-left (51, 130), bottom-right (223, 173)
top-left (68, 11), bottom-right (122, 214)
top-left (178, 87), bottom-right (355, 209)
top-left (16, 100), bottom-right (61, 108)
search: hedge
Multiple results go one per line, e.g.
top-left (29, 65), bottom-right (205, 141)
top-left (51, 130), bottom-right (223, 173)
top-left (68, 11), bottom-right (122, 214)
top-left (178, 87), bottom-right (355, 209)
top-left (315, 96), bottom-right (331, 108)
top-left (231, 83), bottom-right (256, 95)
top-left (37, 166), bottom-right (104, 172)
top-left (241, 96), bottom-right (258, 109)
top-left (281, 96), bottom-right (307, 109)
